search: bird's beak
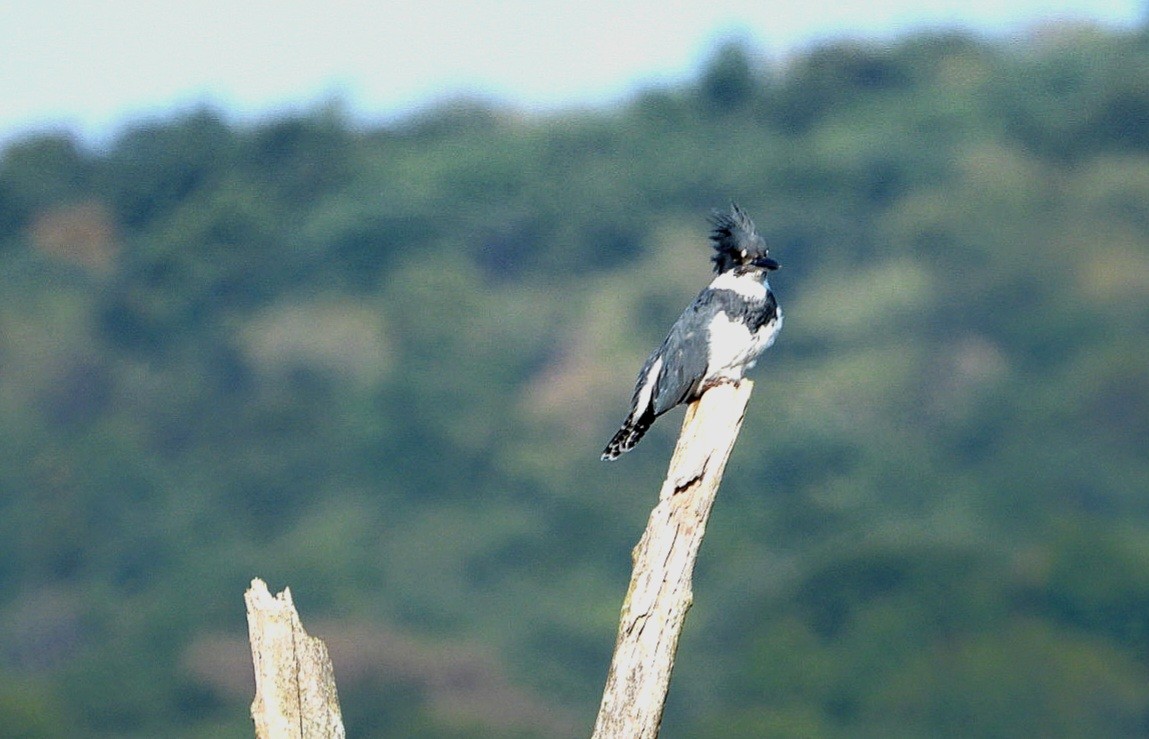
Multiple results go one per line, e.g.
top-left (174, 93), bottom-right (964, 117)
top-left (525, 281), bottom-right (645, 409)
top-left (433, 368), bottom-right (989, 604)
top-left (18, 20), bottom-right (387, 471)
top-left (755, 255), bottom-right (781, 271)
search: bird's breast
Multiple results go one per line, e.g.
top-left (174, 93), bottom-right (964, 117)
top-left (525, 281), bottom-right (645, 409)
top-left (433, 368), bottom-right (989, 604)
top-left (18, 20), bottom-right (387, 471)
top-left (704, 308), bottom-right (782, 381)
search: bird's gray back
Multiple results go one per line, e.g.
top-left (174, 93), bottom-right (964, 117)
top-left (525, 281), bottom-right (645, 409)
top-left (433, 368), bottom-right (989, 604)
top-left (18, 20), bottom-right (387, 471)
top-left (647, 291), bottom-right (726, 414)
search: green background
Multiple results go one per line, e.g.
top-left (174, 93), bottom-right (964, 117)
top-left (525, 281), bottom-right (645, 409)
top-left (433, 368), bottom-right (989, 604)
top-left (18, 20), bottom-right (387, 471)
top-left (2, 25), bottom-right (1148, 737)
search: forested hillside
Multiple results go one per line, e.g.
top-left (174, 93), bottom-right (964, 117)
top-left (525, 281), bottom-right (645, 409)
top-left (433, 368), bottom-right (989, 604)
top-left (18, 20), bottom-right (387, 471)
top-left (2, 23), bottom-right (1149, 737)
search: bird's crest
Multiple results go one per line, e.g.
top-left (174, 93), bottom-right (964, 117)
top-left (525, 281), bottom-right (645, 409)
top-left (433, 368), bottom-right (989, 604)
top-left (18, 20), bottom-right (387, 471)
top-left (709, 202), bottom-right (769, 274)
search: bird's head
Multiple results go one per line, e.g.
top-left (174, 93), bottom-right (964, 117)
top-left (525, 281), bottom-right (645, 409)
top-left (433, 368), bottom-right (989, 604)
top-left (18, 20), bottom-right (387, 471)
top-left (709, 203), bottom-right (780, 275)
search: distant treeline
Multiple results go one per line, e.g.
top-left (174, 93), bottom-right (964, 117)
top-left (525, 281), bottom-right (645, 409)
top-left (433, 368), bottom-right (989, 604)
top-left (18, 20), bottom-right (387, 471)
top-left (1, 24), bottom-right (1148, 737)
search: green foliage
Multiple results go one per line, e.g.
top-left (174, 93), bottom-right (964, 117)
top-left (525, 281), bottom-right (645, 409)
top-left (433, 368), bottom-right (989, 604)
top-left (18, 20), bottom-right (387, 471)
top-left (697, 38), bottom-right (763, 116)
top-left (0, 676), bottom-right (68, 738)
top-left (2, 22), bottom-right (1149, 737)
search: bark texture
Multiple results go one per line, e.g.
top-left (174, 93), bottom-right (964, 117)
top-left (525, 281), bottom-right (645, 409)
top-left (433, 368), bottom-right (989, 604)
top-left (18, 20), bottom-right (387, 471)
top-left (246, 578), bottom-right (345, 739)
top-left (592, 380), bottom-right (754, 739)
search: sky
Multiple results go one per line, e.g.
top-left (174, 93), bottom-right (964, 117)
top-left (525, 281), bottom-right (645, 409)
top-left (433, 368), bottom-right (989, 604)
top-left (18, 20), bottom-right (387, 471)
top-left (1, 0), bottom-right (1144, 147)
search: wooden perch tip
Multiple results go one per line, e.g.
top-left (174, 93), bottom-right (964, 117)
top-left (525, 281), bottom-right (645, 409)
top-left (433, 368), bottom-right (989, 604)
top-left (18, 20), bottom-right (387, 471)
top-left (592, 380), bottom-right (754, 739)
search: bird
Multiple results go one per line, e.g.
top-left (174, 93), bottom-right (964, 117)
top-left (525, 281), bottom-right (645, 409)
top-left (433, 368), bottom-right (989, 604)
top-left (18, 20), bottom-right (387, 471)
top-left (601, 203), bottom-right (783, 461)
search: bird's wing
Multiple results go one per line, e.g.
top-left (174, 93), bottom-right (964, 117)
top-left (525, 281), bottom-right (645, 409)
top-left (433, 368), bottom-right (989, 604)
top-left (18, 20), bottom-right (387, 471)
top-left (647, 299), bottom-right (713, 416)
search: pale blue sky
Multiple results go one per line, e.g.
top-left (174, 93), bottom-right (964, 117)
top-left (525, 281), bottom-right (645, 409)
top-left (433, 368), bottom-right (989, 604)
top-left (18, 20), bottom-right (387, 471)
top-left (0, 1), bottom-right (1143, 146)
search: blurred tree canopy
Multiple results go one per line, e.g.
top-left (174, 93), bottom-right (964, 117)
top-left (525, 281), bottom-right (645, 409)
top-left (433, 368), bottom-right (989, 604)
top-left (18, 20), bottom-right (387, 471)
top-left (1, 22), bottom-right (1149, 738)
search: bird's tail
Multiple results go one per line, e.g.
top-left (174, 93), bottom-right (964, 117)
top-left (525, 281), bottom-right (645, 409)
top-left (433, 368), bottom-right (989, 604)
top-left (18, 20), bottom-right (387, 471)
top-left (601, 412), bottom-right (655, 461)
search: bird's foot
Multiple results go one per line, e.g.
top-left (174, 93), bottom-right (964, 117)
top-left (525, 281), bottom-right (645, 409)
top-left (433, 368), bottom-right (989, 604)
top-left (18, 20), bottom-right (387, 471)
top-left (700, 376), bottom-right (741, 394)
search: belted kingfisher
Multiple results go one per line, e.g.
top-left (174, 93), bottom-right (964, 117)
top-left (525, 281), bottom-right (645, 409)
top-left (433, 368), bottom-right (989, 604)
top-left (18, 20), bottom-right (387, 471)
top-left (601, 203), bottom-right (782, 461)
